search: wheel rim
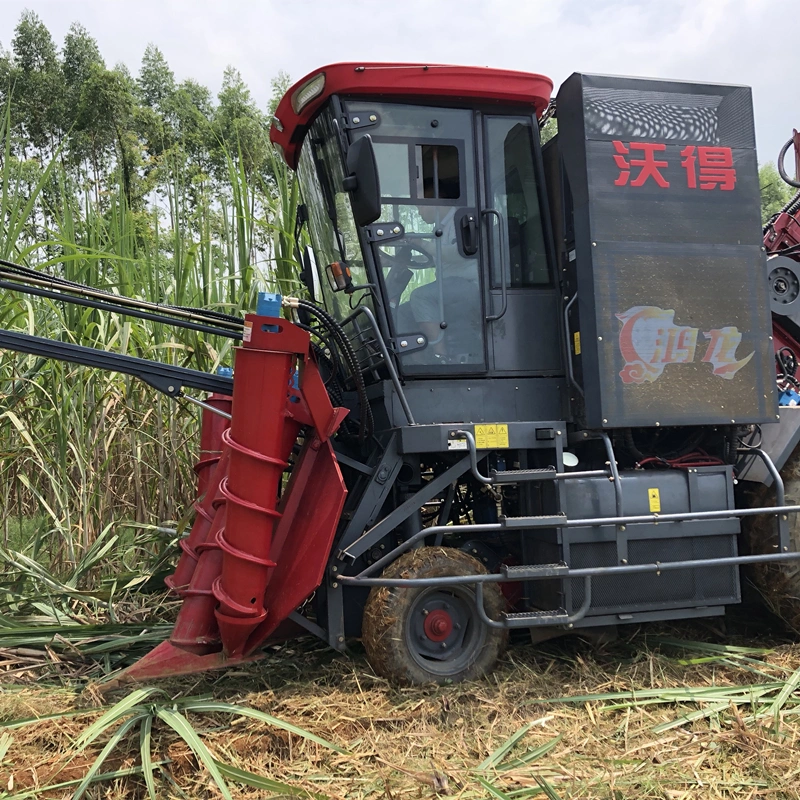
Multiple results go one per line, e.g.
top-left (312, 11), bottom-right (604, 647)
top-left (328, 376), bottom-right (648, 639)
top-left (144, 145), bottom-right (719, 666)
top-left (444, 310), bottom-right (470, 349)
top-left (405, 586), bottom-right (486, 676)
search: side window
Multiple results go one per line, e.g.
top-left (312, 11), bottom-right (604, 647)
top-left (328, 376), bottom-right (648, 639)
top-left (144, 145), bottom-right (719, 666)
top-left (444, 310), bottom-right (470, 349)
top-left (485, 117), bottom-right (549, 287)
top-left (418, 144), bottom-right (461, 199)
top-left (371, 138), bottom-right (465, 205)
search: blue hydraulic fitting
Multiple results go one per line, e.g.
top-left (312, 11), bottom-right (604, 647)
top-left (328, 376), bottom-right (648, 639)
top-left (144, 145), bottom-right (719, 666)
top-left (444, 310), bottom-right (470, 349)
top-left (257, 292), bottom-right (282, 317)
top-left (779, 387), bottom-right (800, 407)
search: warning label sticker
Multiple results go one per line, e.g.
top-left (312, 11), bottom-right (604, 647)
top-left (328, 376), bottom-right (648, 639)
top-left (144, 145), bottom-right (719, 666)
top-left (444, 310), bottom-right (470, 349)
top-left (648, 488), bottom-right (661, 513)
top-left (573, 331), bottom-right (581, 356)
top-left (474, 423), bottom-right (509, 450)
top-left (243, 320), bottom-right (253, 342)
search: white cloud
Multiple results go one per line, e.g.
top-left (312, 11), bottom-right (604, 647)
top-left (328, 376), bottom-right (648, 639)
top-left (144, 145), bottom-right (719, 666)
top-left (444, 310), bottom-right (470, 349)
top-left (0, 0), bottom-right (794, 163)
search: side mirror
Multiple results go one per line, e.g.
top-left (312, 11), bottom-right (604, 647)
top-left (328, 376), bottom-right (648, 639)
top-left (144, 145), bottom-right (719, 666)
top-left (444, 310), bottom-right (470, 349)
top-left (342, 135), bottom-right (381, 226)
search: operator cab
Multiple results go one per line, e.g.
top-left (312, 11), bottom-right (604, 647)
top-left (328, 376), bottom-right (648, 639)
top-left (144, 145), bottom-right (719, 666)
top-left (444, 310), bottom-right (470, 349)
top-left (271, 63), bottom-right (560, 380)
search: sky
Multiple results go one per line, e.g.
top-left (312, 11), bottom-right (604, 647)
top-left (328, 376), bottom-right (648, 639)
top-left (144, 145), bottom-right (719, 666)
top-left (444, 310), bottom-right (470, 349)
top-left (0, 0), bottom-right (795, 166)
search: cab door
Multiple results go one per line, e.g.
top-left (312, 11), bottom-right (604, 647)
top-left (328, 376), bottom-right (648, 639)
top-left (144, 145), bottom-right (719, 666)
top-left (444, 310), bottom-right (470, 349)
top-left (482, 115), bottom-right (562, 374)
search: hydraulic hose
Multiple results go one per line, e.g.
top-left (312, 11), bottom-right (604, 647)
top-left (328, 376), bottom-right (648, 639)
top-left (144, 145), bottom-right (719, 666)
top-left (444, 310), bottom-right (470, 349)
top-left (287, 297), bottom-right (374, 441)
top-left (778, 137), bottom-right (800, 189)
top-left (0, 257), bottom-right (244, 333)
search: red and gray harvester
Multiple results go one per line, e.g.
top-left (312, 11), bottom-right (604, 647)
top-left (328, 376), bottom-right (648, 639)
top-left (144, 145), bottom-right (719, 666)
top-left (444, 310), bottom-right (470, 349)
top-left (2, 64), bottom-right (800, 684)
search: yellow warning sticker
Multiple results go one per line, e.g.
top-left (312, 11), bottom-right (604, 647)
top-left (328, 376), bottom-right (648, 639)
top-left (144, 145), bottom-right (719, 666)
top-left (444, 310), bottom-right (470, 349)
top-left (475, 423), bottom-right (509, 450)
top-left (573, 331), bottom-right (581, 355)
top-left (648, 488), bottom-right (661, 513)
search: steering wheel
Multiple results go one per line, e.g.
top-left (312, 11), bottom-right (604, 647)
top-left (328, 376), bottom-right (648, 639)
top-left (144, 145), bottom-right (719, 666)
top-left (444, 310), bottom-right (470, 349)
top-left (376, 244), bottom-right (434, 270)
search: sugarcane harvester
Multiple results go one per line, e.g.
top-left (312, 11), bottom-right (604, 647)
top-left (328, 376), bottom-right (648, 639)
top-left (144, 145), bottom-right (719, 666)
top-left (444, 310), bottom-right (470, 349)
top-left (2, 63), bottom-right (800, 686)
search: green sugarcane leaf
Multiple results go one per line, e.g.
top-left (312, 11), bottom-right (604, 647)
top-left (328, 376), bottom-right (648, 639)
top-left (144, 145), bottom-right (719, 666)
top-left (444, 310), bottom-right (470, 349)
top-left (74, 687), bottom-right (162, 749)
top-left (476, 776), bottom-right (515, 800)
top-left (213, 760), bottom-right (324, 797)
top-left (72, 713), bottom-right (145, 799)
top-left (179, 700), bottom-right (348, 754)
top-left (139, 714), bottom-right (157, 800)
top-left (479, 721), bottom-right (536, 770)
top-left (768, 664), bottom-right (800, 728)
top-left (499, 734), bottom-right (562, 771)
top-left (155, 707), bottom-right (232, 800)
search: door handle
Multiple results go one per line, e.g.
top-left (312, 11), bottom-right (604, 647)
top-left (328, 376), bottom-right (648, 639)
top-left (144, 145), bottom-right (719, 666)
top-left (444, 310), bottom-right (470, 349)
top-left (459, 212), bottom-right (479, 256)
top-left (483, 208), bottom-right (508, 321)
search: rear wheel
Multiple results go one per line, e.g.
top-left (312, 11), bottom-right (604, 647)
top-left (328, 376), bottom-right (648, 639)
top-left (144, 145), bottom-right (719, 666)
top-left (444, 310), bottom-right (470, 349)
top-left (362, 547), bottom-right (508, 685)
top-left (743, 447), bottom-right (800, 632)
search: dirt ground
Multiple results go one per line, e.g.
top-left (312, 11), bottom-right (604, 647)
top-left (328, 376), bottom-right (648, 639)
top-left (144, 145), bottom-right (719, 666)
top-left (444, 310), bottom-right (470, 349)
top-left (3, 610), bottom-right (800, 800)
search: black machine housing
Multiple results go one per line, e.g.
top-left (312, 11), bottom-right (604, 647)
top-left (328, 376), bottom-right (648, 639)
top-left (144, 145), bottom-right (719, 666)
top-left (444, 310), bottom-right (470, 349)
top-left (282, 70), bottom-right (788, 649)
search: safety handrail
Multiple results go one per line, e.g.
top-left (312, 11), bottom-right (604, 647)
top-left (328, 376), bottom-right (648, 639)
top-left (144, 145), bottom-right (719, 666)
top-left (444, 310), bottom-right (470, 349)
top-left (483, 209), bottom-right (508, 322)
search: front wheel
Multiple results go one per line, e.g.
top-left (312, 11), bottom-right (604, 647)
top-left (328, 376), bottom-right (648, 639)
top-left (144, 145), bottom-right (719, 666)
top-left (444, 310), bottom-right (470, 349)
top-left (361, 547), bottom-right (508, 685)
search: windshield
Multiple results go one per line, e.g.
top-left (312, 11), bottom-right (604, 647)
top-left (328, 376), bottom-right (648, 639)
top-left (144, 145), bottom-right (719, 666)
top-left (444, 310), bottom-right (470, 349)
top-left (296, 106), bottom-right (373, 319)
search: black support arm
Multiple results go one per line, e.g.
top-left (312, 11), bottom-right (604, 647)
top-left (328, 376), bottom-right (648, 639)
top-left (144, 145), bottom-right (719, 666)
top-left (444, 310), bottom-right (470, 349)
top-left (0, 329), bottom-right (233, 398)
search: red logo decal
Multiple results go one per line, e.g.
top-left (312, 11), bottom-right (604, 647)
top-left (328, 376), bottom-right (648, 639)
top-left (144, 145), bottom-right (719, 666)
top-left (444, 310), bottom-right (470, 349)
top-left (613, 141), bottom-right (669, 188)
top-left (616, 306), bottom-right (753, 384)
top-left (613, 141), bottom-right (736, 190)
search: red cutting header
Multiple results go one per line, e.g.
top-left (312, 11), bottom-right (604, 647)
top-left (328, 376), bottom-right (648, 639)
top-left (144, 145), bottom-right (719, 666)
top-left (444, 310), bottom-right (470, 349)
top-left (270, 62), bottom-right (553, 169)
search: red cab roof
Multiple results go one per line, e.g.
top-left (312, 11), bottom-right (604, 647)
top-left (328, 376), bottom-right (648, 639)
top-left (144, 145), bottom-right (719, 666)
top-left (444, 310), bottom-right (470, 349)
top-left (270, 62), bottom-right (553, 169)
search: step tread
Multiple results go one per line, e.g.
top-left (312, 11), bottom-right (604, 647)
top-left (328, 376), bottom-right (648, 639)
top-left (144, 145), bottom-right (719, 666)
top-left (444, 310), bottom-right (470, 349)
top-left (502, 563), bottom-right (569, 579)
top-left (491, 468), bottom-right (557, 484)
top-left (504, 609), bottom-right (569, 621)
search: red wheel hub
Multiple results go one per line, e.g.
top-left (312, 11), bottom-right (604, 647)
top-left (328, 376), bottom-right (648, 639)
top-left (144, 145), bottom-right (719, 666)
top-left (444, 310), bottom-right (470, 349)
top-left (423, 609), bottom-right (453, 642)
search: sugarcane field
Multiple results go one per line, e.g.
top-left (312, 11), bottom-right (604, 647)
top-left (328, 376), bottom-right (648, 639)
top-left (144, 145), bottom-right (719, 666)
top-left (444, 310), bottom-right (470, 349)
top-left (1, 2), bottom-right (800, 798)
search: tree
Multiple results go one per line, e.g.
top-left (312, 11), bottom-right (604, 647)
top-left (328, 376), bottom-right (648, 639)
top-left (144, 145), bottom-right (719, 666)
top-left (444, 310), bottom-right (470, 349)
top-left (760, 162), bottom-right (796, 223)
top-left (7, 11), bottom-right (66, 157)
top-left (138, 44), bottom-right (175, 112)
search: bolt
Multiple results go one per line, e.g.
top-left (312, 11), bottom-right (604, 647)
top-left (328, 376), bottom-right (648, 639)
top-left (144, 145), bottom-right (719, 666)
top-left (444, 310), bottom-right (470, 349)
top-left (416, 336), bottom-right (424, 344)
top-left (621, 558), bottom-right (628, 564)
top-left (338, 636), bottom-right (345, 643)
top-left (393, 226), bottom-right (401, 234)
top-left (441, 642), bottom-right (448, 649)
top-left (731, 419), bottom-right (735, 424)
top-left (603, 419), bottom-right (608, 424)
top-left (620, 525), bottom-right (626, 531)
top-left (352, 116), bottom-right (361, 124)
top-left (168, 385), bottom-right (175, 393)
top-left (454, 622), bottom-right (461, 630)
top-left (380, 544), bottom-right (386, 550)
top-left (598, 336), bottom-right (603, 341)
top-left (422, 609), bottom-right (430, 616)
top-left (592, 242), bottom-right (597, 247)
top-left (331, 582), bottom-right (338, 588)
top-left (400, 340), bottom-right (408, 347)
top-left (655, 422), bottom-right (660, 426)
top-left (369, 114), bottom-right (377, 122)
top-left (331, 566), bottom-right (338, 573)
top-left (376, 228), bottom-right (384, 236)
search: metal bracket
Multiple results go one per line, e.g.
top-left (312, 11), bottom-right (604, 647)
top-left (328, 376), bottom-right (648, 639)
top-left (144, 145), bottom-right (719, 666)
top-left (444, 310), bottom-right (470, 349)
top-left (366, 223), bottom-right (405, 243)
top-left (392, 334), bottom-right (428, 355)
top-left (344, 112), bottom-right (380, 131)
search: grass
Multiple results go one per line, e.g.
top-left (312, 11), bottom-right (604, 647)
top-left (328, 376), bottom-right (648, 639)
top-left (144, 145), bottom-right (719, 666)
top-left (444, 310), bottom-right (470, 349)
top-left (3, 613), bottom-right (800, 799)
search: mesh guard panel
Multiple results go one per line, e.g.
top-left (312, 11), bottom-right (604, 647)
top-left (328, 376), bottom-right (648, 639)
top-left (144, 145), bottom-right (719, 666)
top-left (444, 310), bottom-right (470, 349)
top-left (556, 73), bottom-right (775, 428)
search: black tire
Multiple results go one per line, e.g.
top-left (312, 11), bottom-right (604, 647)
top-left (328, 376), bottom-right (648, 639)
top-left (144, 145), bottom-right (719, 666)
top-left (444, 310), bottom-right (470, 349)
top-left (361, 547), bottom-right (508, 685)
top-left (743, 447), bottom-right (800, 632)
